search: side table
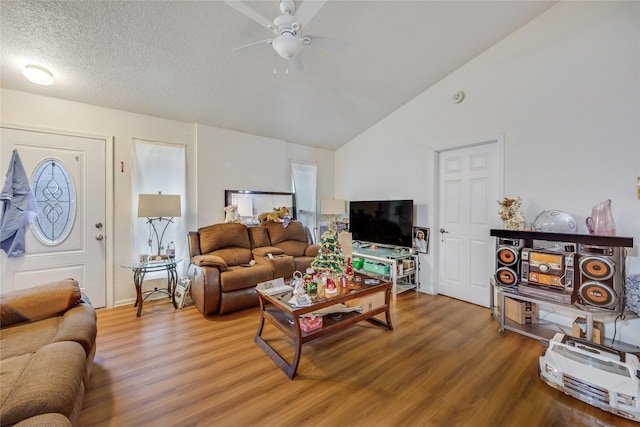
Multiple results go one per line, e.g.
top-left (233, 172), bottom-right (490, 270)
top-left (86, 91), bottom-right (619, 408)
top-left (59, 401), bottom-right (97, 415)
top-left (121, 259), bottom-right (180, 317)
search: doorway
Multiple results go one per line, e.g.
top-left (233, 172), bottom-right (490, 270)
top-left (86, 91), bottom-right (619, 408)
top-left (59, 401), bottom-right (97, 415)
top-left (436, 139), bottom-right (503, 307)
top-left (0, 127), bottom-right (111, 307)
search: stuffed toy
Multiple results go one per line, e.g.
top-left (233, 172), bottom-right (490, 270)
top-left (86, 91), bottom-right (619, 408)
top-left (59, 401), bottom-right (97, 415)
top-left (224, 205), bottom-right (240, 223)
top-left (258, 206), bottom-right (290, 224)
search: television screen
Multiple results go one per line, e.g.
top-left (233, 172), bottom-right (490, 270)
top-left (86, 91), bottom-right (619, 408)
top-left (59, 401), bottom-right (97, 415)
top-left (349, 200), bottom-right (414, 247)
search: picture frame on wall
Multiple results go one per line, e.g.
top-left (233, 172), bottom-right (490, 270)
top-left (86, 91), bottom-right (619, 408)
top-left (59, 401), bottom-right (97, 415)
top-left (412, 227), bottom-right (430, 254)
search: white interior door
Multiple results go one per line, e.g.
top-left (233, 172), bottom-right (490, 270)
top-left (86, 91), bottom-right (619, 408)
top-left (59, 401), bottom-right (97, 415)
top-left (437, 141), bottom-right (502, 307)
top-left (0, 127), bottom-right (107, 307)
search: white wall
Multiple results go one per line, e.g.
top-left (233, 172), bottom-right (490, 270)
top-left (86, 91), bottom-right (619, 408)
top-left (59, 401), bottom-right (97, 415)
top-left (0, 89), bottom-right (198, 306)
top-left (0, 91), bottom-right (335, 306)
top-left (336, 2), bottom-right (640, 344)
top-left (194, 124), bottom-right (335, 228)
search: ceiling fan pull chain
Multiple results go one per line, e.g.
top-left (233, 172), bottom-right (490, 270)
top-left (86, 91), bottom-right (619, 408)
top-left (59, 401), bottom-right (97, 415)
top-left (273, 51), bottom-right (277, 74)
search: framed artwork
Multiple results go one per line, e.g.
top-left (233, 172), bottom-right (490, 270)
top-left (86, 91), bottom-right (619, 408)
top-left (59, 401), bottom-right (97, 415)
top-left (412, 227), bottom-right (430, 254)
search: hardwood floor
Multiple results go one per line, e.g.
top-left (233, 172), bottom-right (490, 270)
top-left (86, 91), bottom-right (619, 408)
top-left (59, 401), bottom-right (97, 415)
top-left (80, 292), bottom-right (634, 427)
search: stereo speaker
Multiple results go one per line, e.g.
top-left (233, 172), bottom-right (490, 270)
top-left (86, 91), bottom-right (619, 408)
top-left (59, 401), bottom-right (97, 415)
top-left (577, 244), bottom-right (625, 313)
top-left (495, 238), bottom-right (524, 287)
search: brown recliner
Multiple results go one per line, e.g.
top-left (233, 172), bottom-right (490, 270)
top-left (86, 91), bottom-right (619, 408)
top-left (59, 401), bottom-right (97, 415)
top-left (187, 223), bottom-right (273, 315)
top-left (261, 221), bottom-right (320, 273)
top-left (187, 221), bottom-right (320, 316)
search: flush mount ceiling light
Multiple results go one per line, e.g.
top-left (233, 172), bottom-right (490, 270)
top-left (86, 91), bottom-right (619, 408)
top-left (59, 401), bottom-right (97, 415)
top-left (23, 64), bottom-right (54, 85)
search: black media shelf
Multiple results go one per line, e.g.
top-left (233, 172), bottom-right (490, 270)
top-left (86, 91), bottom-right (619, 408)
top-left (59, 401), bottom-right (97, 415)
top-left (490, 229), bottom-right (633, 248)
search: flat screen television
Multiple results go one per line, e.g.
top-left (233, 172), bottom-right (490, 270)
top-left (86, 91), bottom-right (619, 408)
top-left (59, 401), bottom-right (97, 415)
top-left (349, 200), bottom-right (414, 248)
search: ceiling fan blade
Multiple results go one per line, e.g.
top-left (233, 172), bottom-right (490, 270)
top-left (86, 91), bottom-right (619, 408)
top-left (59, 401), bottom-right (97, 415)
top-left (225, 0), bottom-right (273, 29)
top-left (294, 0), bottom-right (327, 28)
top-left (306, 35), bottom-right (349, 52)
top-left (288, 55), bottom-right (304, 73)
top-left (232, 39), bottom-right (273, 52)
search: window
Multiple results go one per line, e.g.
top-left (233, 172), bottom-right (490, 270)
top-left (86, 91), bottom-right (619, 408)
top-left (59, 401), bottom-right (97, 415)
top-left (31, 159), bottom-right (75, 245)
top-left (132, 139), bottom-right (186, 270)
top-left (291, 161), bottom-right (317, 241)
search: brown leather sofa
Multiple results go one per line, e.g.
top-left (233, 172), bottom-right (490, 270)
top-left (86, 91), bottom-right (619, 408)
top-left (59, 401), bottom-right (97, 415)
top-left (0, 279), bottom-right (97, 427)
top-left (187, 220), bottom-right (319, 315)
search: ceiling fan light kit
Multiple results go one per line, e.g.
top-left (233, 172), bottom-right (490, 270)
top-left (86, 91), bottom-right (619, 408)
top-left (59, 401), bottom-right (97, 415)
top-left (226, 0), bottom-right (332, 71)
top-left (273, 33), bottom-right (302, 59)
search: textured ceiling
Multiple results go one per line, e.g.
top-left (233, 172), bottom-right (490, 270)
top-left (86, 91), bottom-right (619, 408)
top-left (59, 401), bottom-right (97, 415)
top-left (0, 1), bottom-right (555, 150)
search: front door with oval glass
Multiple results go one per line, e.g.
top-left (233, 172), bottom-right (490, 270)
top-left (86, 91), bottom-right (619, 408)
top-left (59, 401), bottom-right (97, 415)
top-left (0, 127), bottom-right (107, 307)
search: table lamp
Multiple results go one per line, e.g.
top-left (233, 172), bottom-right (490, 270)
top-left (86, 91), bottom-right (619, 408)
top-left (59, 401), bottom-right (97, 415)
top-left (321, 199), bottom-right (346, 233)
top-left (137, 192), bottom-right (181, 257)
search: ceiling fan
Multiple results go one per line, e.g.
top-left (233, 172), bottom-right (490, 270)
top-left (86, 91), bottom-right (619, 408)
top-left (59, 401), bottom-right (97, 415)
top-left (225, 0), bottom-right (336, 72)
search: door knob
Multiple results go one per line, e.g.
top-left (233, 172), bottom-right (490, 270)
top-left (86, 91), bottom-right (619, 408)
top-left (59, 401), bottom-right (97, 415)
top-left (439, 228), bottom-right (449, 242)
top-left (95, 234), bottom-right (104, 240)
top-left (95, 222), bottom-right (103, 229)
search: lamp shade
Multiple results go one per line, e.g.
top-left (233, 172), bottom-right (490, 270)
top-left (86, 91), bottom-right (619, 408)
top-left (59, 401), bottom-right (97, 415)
top-left (138, 194), bottom-right (181, 218)
top-left (321, 199), bottom-right (346, 215)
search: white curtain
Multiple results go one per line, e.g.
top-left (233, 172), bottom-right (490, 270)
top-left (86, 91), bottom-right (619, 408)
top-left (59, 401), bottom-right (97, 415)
top-left (132, 139), bottom-right (187, 274)
top-left (291, 161), bottom-right (317, 241)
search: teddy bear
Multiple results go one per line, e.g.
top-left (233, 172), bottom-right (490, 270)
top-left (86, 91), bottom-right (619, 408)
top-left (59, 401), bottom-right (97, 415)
top-left (224, 205), bottom-right (240, 223)
top-left (258, 206), bottom-right (290, 224)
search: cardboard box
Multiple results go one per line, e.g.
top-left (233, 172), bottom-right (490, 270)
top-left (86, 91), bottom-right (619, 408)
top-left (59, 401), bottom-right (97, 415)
top-left (345, 291), bottom-right (385, 313)
top-left (299, 315), bottom-right (323, 333)
top-left (572, 317), bottom-right (604, 344)
top-left (504, 296), bottom-right (538, 325)
top-left (402, 259), bottom-right (415, 270)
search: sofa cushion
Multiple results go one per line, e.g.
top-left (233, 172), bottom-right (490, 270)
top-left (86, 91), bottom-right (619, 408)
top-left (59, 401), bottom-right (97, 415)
top-left (198, 223), bottom-right (250, 254)
top-left (248, 226), bottom-right (271, 248)
top-left (211, 248), bottom-right (252, 267)
top-left (191, 254), bottom-right (228, 271)
top-left (252, 246), bottom-right (285, 257)
top-left (0, 317), bottom-right (58, 361)
top-left (294, 256), bottom-right (316, 273)
top-left (0, 279), bottom-right (81, 327)
top-left (273, 240), bottom-right (308, 257)
top-left (0, 304), bottom-right (96, 361)
top-left (0, 341), bottom-right (86, 425)
top-left (219, 265), bottom-right (273, 292)
top-left (265, 221), bottom-right (307, 246)
top-left (305, 245), bottom-right (320, 257)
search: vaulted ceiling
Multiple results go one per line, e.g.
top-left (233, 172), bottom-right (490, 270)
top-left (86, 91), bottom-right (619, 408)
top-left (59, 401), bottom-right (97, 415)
top-left (0, 1), bottom-right (555, 150)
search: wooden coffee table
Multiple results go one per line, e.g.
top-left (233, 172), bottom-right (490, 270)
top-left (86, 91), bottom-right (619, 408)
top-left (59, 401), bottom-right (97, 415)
top-left (255, 274), bottom-right (393, 379)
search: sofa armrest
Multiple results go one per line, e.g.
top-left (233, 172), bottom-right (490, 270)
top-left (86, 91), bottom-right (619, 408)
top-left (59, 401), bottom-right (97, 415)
top-left (13, 413), bottom-right (73, 427)
top-left (188, 264), bottom-right (222, 315)
top-left (305, 244), bottom-right (320, 257)
top-left (0, 279), bottom-right (81, 327)
top-left (252, 246), bottom-right (285, 257)
top-left (191, 254), bottom-right (228, 271)
top-left (187, 231), bottom-right (202, 258)
top-left (53, 303), bottom-right (97, 357)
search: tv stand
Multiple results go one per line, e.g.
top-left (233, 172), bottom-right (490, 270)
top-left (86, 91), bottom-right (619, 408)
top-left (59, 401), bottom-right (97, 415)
top-left (352, 242), bottom-right (419, 300)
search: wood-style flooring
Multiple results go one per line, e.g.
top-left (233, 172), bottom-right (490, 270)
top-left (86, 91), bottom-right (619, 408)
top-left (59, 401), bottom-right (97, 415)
top-left (79, 292), bottom-right (636, 427)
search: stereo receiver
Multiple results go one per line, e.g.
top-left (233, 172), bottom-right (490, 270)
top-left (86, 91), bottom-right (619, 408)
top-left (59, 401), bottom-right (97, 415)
top-left (519, 248), bottom-right (577, 303)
